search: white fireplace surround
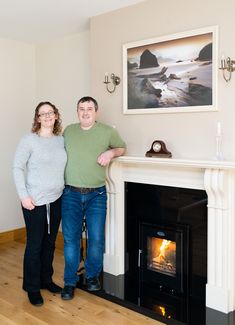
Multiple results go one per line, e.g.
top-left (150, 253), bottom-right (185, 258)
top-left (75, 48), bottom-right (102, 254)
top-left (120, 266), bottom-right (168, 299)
top-left (104, 156), bottom-right (235, 315)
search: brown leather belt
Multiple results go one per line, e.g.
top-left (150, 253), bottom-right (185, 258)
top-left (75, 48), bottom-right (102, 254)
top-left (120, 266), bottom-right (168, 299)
top-left (66, 185), bottom-right (96, 194)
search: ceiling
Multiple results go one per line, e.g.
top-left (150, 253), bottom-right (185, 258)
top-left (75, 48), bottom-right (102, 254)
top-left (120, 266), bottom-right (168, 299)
top-left (0, 0), bottom-right (144, 43)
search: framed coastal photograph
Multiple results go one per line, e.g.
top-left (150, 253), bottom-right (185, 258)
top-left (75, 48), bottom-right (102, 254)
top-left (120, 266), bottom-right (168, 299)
top-left (123, 26), bottom-right (218, 114)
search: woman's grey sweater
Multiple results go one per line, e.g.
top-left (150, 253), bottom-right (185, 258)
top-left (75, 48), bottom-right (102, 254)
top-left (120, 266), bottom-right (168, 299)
top-left (13, 133), bottom-right (67, 206)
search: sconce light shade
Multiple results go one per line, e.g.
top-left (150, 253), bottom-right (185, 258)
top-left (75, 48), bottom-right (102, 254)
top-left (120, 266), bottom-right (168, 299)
top-left (104, 73), bottom-right (121, 93)
top-left (219, 56), bottom-right (235, 82)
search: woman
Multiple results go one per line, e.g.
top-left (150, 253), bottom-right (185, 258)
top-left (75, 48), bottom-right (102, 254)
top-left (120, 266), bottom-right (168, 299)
top-left (13, 102), bottom-right (67, 306)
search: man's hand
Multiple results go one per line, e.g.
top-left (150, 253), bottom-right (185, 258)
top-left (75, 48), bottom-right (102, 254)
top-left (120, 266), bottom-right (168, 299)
top-left (97, 150), bottom-right (114, 166)
top-left (97, 148), bottom-right (126, 167)
top-left (21, 197), bottom-right (35, 210)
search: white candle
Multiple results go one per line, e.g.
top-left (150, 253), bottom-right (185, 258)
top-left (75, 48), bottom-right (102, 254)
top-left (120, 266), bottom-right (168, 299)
top-left (221, 54), bottom-right (226, 69)
top-left (217, 122), bottom-right (221, 137)
top-left (105, 72), bottom-right (108, 83)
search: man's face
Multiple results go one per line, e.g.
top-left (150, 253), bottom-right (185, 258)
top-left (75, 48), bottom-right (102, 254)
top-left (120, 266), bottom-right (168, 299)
top-left (77, 101), bottom-right (98, 129)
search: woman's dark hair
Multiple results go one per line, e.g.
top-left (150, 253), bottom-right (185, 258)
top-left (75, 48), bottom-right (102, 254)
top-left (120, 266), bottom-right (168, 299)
top-left (31, 101), bottom-right (62, 135)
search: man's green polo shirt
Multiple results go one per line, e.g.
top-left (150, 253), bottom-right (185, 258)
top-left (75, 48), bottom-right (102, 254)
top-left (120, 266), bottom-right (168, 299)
top-left (64, 122), bottom-right (126, 188)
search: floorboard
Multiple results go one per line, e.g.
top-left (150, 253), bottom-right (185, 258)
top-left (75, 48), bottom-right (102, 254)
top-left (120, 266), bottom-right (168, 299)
top-left (0, 241), bottom-right (166, 325)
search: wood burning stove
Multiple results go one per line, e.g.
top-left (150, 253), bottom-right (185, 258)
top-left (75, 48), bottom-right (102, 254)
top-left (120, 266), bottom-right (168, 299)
top-left (139, 222), bottom-right (190, 322)
top-left (124, 182), bottom-right (207, 325)
top-left (140, 222), bottom-right (189, 294)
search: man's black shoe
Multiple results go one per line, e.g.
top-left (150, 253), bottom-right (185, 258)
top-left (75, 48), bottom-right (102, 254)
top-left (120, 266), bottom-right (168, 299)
top-left (28, 291), bottom-right (44, 306)
top-left (61, 285), bottom-right (75, 300)
top-left (41, 282), bottom-right (62, 293)
top-left (86, 277), bottom-right (101, 291)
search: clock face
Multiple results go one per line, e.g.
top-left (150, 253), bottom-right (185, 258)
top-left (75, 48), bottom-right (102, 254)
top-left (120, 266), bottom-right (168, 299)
top-left (153, 141), bottom-right (162, 152)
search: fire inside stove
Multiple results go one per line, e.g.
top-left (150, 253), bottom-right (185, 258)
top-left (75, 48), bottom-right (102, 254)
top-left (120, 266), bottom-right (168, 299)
top-left (147, 236), bottom-right (176, 277)
top-left (152, 304), bottom-right (174, 319)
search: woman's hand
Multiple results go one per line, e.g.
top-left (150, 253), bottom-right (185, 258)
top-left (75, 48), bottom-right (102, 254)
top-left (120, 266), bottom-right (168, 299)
top-left (21, 197), bottom-right (35, 210)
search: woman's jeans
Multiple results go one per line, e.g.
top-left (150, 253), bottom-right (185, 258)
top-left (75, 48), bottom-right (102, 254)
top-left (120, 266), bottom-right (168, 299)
top-left (22, 197), bottom-right (61, 292)
top-left (62, 185), bottom-right (107, 286)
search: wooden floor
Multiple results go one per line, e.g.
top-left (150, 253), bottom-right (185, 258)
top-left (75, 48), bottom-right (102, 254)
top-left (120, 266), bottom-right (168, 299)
top-left (0, 240), bottom-right (166, 325)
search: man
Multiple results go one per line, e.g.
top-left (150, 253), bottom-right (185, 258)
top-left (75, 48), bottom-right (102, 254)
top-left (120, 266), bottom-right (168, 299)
top-left (61, 96), bottom-right (126, 300)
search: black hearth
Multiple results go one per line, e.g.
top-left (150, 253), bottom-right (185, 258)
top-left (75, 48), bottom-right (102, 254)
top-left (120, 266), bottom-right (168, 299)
top-left (124, 182), bottom-right (207, 325)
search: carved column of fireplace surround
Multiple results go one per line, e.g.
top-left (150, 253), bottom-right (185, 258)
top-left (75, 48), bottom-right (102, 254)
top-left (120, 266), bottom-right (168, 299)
top-left (104, 156), bottom-right (235, 315)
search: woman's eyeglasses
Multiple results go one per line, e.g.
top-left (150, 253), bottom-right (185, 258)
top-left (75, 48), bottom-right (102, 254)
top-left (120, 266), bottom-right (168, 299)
top-left (38, 111), bottom-right (55, 118)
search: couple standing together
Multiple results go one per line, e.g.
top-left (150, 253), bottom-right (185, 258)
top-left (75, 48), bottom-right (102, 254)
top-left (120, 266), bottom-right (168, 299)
top-left (13, 96), bottom-right (126, 306)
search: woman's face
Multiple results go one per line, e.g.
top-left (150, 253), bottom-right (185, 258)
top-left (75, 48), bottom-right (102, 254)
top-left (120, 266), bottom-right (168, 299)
top-left (37, 104), bottom-right (57, 129)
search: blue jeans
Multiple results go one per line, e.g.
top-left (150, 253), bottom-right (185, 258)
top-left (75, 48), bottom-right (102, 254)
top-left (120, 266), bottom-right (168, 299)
top-left (62, 185), bottom-right (107, 286)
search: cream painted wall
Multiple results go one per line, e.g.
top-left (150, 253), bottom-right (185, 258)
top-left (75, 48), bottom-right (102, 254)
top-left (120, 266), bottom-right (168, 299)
top-left (0, 38), bottom-right (35, 231)
top-left (1, 31), bottom-right (90, 232)
top-left (35, 32), bottom-right (91, 127)
top-left (90, 0), bottom-right (235, 160)
top-left (3, 0), bottom-right (235, 232)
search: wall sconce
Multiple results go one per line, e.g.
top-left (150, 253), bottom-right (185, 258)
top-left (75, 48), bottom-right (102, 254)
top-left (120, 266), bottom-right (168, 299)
top-left (219, 56), bottom-right (235, 82)
top-left (104, 73), bottom-right (121, 93)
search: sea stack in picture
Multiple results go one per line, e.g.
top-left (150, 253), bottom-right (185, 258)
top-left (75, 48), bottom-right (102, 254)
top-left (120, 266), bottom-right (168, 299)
top-left (140, 49), bottom-right (159, 69)
top-left (197, 43), bottom-right (212, 61)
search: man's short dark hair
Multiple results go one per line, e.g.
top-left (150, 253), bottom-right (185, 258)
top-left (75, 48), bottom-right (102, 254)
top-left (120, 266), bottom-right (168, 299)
top-left (77, 96), bottom-right (98, 112)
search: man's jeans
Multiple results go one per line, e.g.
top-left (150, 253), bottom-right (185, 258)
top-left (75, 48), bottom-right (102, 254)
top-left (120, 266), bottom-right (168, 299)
top-left (62, 185), bottom-right (107, 286)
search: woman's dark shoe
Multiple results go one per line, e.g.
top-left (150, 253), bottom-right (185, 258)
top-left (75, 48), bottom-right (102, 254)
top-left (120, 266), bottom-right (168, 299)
top-left (41, 282), bottom-right (62, 293)
top-left (28, 291), bottom-right (44, 306)
top-left (61, 285), bottom-right (75, 300)
top-left (86, 277), bottom-right (101, 291)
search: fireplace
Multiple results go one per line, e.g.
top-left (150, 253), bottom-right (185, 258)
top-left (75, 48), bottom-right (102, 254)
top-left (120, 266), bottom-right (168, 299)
top-left (103, 156), bottom-right (235, 325)
top-left (124, 182), bottom-right (207, 324)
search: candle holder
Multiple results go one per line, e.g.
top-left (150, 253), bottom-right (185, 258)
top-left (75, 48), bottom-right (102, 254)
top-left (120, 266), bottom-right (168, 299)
top-left (104, 73), bottom-right (121, 93)
top-left (215, 122), bottom-right (223, 161)
top-left (219, 56), bottom-right (235, 82)
top-left (215, 135), bottom-right (223, 161)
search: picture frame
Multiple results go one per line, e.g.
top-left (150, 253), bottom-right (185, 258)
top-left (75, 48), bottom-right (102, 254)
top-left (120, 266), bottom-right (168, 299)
top-left (123, 26), bottom-right (218, 114)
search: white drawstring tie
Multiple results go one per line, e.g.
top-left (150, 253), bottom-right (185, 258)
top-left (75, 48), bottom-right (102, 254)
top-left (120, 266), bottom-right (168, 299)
top-left (46, 203), bottom-right (50, 234)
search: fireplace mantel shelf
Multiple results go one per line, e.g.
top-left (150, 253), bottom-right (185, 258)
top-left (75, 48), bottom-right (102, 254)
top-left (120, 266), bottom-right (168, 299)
top-left (115, 155), bottom-right (235, 170)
